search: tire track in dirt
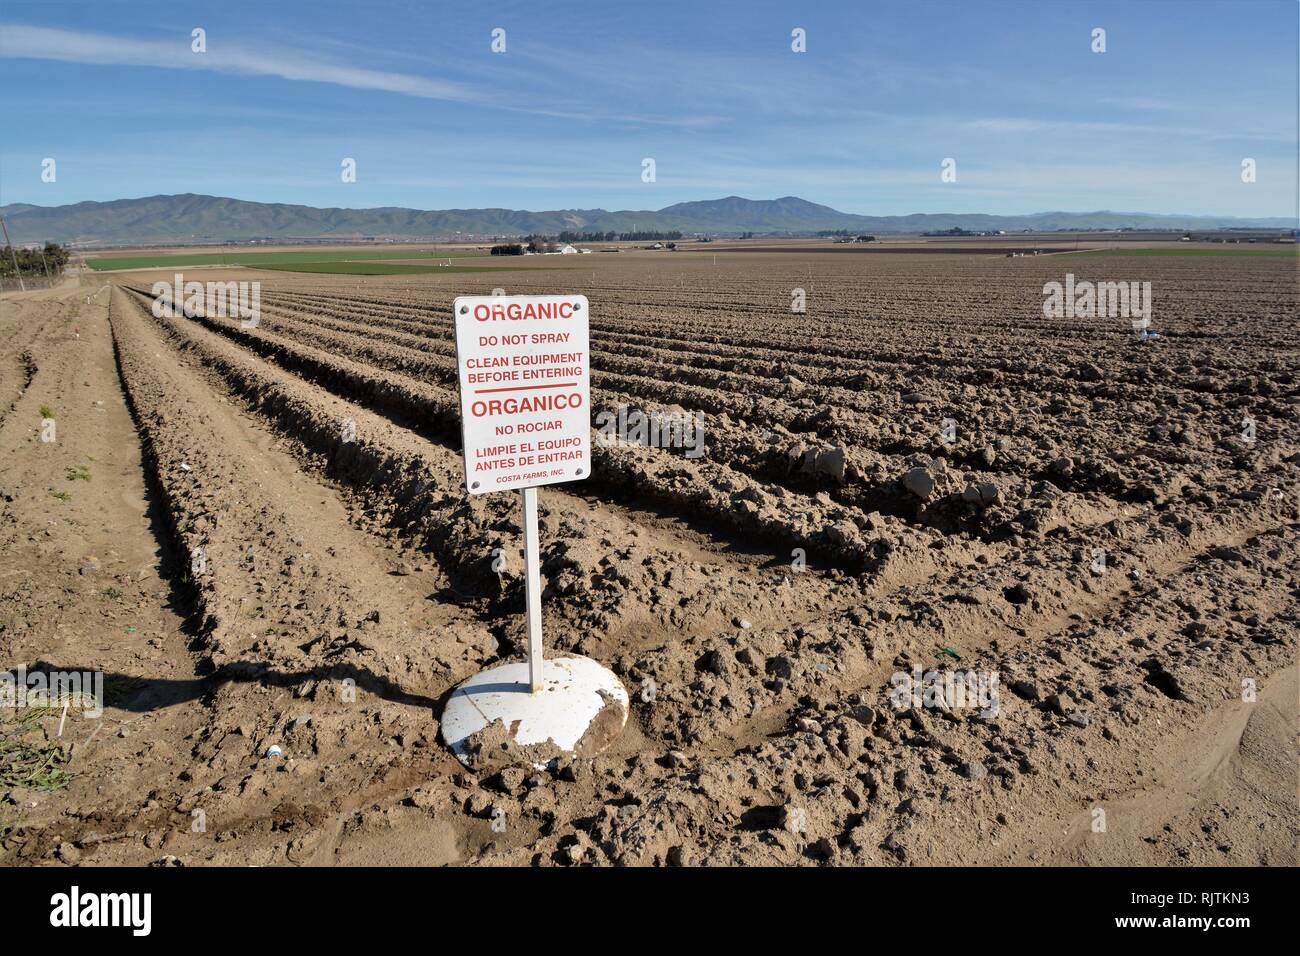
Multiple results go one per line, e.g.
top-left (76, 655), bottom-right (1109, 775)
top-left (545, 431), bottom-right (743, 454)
top-left (0, 292), bottom-right (73, 429)
top-left (0, 287), bottom-right (203, 864)
top-left (1044, 660), bottom-right (1298, 865)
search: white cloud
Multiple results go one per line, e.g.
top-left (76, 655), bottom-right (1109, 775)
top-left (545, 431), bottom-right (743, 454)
top-left (0, 24), bottom-right (479, 102)
top-left (961, 115), bottom-right (1289, 144)
top-left (1097, 96), bottom-right (1176, 111)
top-left (0, 24), bottom-right (720, 129)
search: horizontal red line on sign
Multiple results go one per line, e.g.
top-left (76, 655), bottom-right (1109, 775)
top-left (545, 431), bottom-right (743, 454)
top-left (473, 382), bottom-right (578, 395)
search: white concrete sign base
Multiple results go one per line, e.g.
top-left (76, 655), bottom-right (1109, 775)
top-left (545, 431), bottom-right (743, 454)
top-left (441, 656), bottom-right (628, 768)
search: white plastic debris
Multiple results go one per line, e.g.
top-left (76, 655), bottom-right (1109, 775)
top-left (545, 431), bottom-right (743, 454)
top-left (264, 744), bottom-right (283, 759)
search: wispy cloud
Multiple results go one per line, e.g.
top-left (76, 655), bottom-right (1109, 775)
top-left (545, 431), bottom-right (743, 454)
top-left (1097, 96), bottom-right (1176, 111)
top-left (960, 116), bottom-right (1289, 143)
top-left (0, 24), bottom-right (480, 101)
top-left (0, 24), bottom-right (721, 129)
top-left (961, 117), bottom-right (1193, 135)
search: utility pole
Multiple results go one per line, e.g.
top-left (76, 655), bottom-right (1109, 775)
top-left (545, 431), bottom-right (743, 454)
top-left (0, 214), bottom-right (25, 292)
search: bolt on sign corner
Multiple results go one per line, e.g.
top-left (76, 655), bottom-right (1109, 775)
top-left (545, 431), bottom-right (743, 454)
top-left (453, 294), bottom-right (591, 494)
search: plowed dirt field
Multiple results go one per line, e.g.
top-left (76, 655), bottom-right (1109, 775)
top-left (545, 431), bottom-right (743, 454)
top-left (2, 246), bottom-right (1295, 866)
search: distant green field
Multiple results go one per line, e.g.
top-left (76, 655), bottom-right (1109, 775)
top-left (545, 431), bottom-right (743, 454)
top-left (244, 261), bottom-right (524, 276)
top-left (86, 248), bottom-right (464, 271)
top-left (1062, 246), bottom-right (1297, 258)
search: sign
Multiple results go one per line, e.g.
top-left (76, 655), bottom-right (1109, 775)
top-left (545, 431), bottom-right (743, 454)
top-left (438, 293), bottom-right (629, 723)
top-left (452, 294), bottom-right (591, 494)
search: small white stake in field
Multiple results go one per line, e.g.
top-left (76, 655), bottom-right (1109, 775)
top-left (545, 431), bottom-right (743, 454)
top-left (441, 295), bottom-right (628, 768)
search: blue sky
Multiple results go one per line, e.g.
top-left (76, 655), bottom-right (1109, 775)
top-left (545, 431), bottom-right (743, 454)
top-left (0, 0), bottom-right (1295, 217)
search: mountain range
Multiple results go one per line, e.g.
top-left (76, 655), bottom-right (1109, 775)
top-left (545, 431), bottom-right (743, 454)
top-left (0, 194), bottom-right (1292, 246)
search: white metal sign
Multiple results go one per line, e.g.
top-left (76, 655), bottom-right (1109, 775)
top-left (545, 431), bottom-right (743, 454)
top-left (453, 294), bottom-right (591, 495)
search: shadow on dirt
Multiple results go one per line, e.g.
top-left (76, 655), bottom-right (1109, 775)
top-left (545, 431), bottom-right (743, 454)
top-left (7, 659), bottom-right (439, 714)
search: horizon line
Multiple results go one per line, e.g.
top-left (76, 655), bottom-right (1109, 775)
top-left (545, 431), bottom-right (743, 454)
top-left (2, 192), bottom-right (1294, 221)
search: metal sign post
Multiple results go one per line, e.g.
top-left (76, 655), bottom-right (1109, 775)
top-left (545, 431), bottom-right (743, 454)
top-left (521, 485), bottom-right (544, 693)
top-left (439, 294), bottom-right (628, 767)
